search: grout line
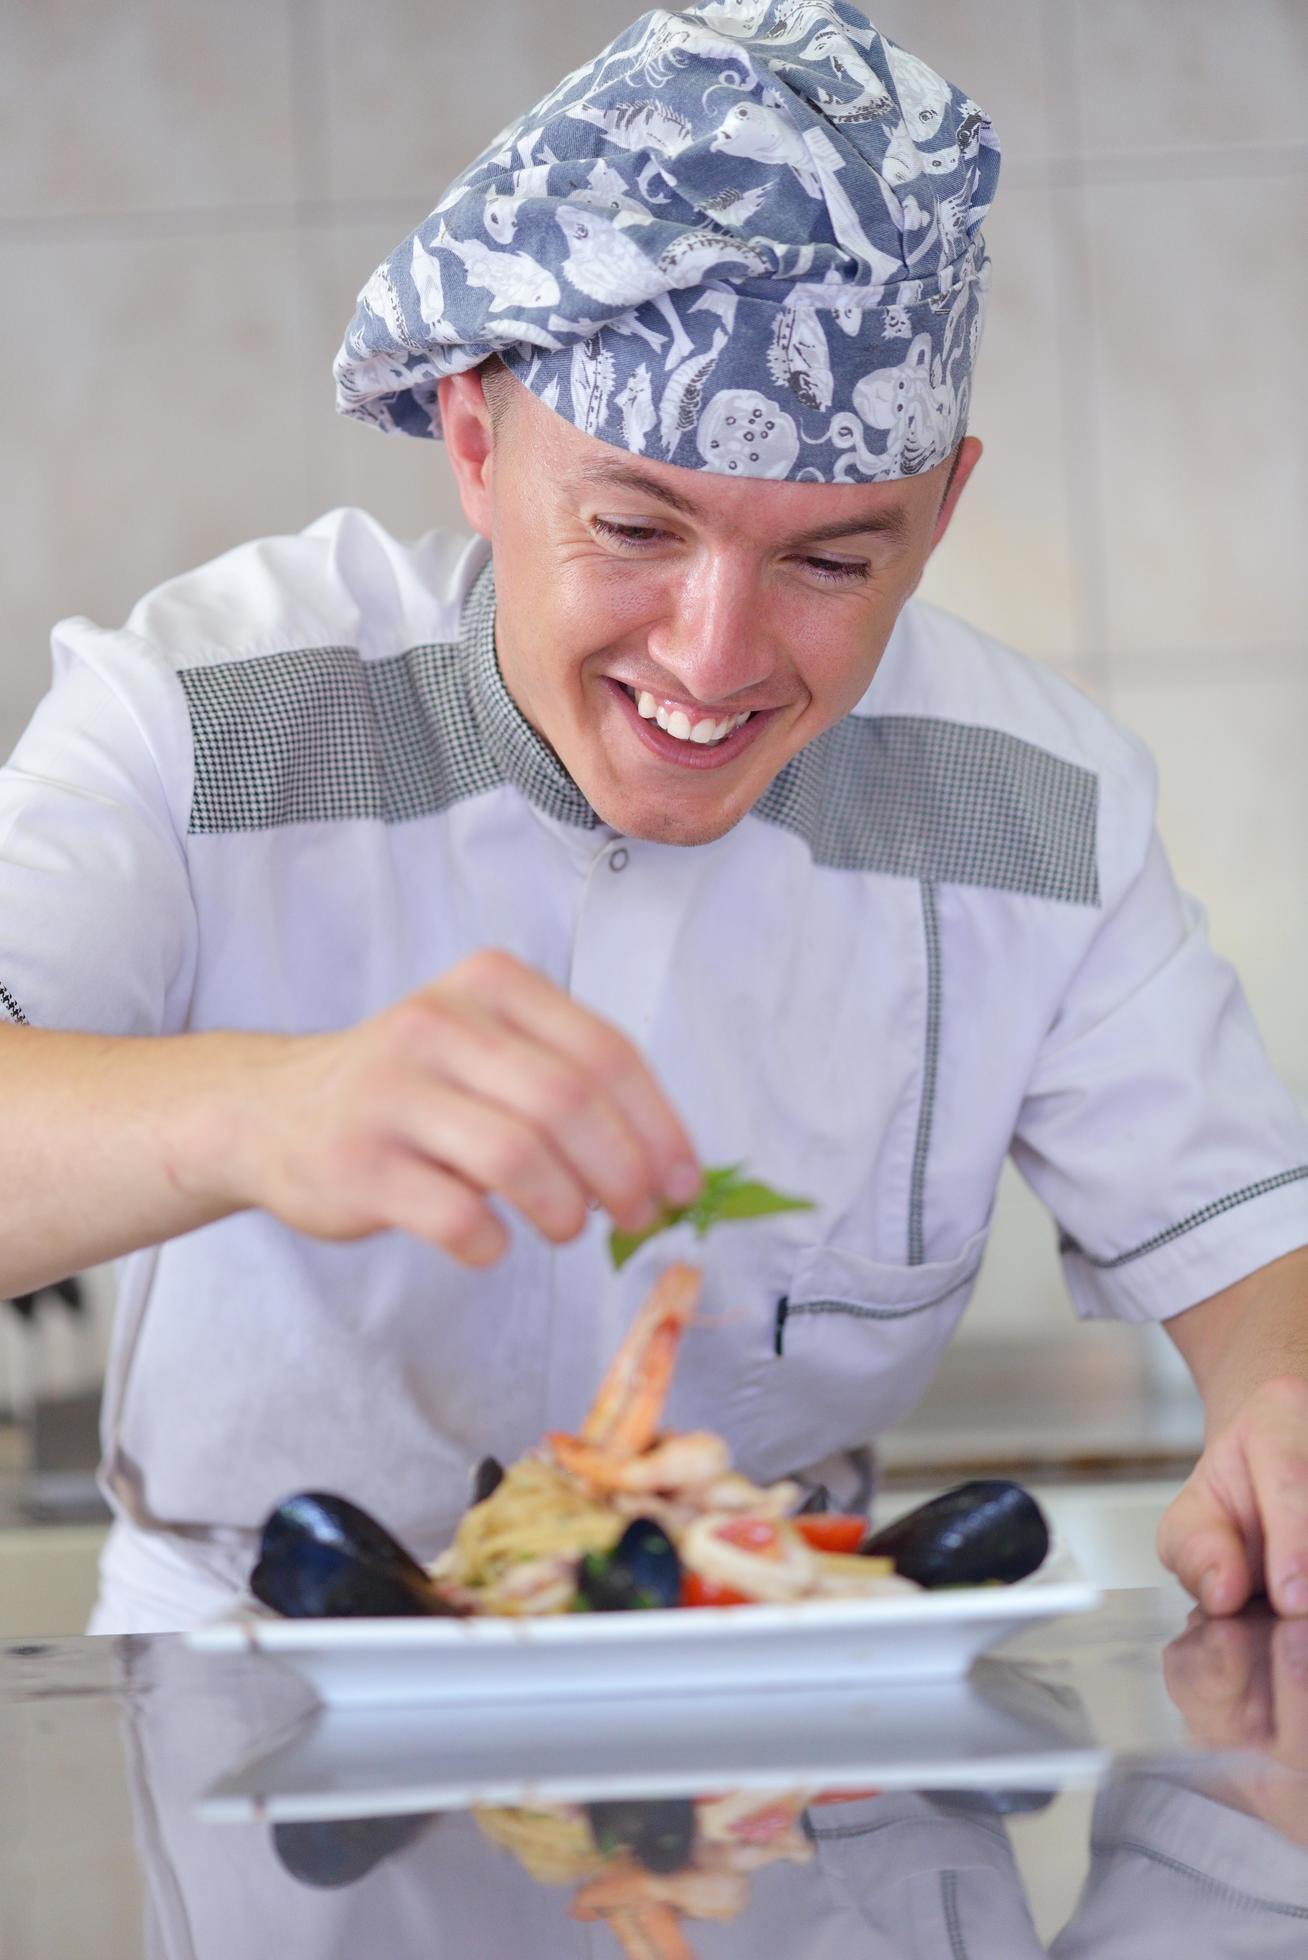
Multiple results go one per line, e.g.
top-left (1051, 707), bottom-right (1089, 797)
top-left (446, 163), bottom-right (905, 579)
top-left (287, 0), bottom-right (331, 210)
top-left (1103, 646), bottom-right (1308, 685)
top-left (287, 0), bottom-right (335, 519)
top-left (0, 196), bottom-right (426, 247)
top-left (1045, 0), bottom-right (1112, 701)
top-left (1, 152), bottom-right (1302, 250)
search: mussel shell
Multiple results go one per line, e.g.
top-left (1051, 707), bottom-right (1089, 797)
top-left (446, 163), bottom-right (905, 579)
top-left (586, 1797), bottom-right (696, 1874)
top-left (795, 1483), bottom-right (832, 1515)
top-left (272, 1813), bottom-right (432, 1888)
top-left (861, 1480), bottom-right (1049, 1589)
top-left (470, 1455), bottom-right (505, 1504)
top-left (250, 1492), bottom-right (463, 1620)
top-left (576, 1517), bottom-right (681, 1612)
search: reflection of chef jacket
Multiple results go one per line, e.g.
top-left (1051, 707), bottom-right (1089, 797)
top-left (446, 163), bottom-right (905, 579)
top-left (3, 506), bottom-right (1306, 1573)
top-left (121, 1642), bottom-right (1308, 1959)
top-left (1050, 1771), bottom-right (1308, 1956)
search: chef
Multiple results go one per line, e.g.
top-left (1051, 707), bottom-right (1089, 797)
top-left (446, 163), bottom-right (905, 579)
top-left (0, 2), bottom-right (1305, 1636)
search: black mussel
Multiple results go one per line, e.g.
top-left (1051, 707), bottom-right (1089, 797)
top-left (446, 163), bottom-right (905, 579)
top-left (250, 1492), bottom-right (465, 1619)
top-left (796, 1483), bottom-right (832, 1515)
top-left (586, 1797), bottom-right (696, 1874)
top-left (272, 1813), bottom-right (432, 1888)
top-left (861, 1480), bottom-right (1050, 1589)
top-left (470, 1455), bottom-right (505, 1504)
top-left (575, 1517), bottom-right (681, 1612)
top-left (935, 1788), bottom-right (1058, 1817)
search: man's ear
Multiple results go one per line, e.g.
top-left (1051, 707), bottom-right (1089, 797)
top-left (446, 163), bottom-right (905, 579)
top-left (929, 435), bottom-right (982, 551)
top-left (438, 369), bottom-right (496, 540)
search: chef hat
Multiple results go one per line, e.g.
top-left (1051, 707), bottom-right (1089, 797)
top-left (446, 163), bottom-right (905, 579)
top-left (333, 1), bottom-right (1000, 482)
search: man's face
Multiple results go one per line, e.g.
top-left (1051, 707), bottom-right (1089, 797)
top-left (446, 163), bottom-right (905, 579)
top-left (443, 371), bottom-right (979, 846)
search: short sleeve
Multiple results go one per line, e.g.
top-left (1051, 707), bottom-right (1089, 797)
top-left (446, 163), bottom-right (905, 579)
top-left (0, 619), bottom-right (198, 1036)
top-left (1011, 775), bottom-right (1308, 1322)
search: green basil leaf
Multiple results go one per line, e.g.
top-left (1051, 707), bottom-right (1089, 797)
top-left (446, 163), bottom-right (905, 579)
top-left (698, 1180), bottom-right (817, 1225)
top-left (607, 1165), bottom-right (814, 1268)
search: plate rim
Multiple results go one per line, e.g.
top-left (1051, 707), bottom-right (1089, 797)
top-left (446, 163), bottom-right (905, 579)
top-left (185, 1572), bottom-right (1103, 1654)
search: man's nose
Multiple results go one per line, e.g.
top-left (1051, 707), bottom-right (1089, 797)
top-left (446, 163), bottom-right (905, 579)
top-left (645, 556), bottom-right (777, 704)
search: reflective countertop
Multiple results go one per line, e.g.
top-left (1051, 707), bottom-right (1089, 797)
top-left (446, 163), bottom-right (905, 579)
top-left (2, 1590), bottom-right (1306, 1957)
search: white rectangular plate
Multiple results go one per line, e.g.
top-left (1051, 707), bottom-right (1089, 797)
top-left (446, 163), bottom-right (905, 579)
top-left (200, 1659), bottom-right (1106, 1822)
top-left (186, 1547), bottom-right (1100, 1709)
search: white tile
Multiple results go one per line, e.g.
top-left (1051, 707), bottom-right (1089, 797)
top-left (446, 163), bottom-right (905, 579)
top-left (1072, 0), bottom-right (1308, 158)
top-left (318, 0), bottom-right (646, 206)
top-left (1108, 665), bottom-right (1308, 1105)
top-left (1082, 173), bottom-right (1308, 662)
top-left (916, 185), bottom-right (1081, 664)
top-left (867, 0), bottom-right (1059, 166)
top-left (303, 221), bottom-right (470, 548)
top-left (0, 229), bottom-right (327, 757)
top-left (1, 0), bottom-right (297, 220)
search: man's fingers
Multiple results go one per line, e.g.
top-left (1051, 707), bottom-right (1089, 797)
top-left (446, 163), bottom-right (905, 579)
top-left (371, 1153), bottom-right (508, 1267)
top-left (405, 999), bottom-right (664, 1232)
top-left (1157, 1479), bottom-right (1255, 1615)
top-left (390, 1078), bottom-right (590, 1244)
top-left (1269, 1619), bottom-right (1308, 1769)
top-left (1245, 1381), bottom-right (1308, 1618)
top-left (1162, 1615), bottom-right (1273, 1749)
top-left (452, 951), bottom-right (701, 1204)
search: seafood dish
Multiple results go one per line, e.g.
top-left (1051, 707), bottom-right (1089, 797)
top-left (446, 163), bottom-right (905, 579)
top-left (474, 1787), bottom-right (828, 1960)
top-left (250, 1263), bottom-right (1050, 1621)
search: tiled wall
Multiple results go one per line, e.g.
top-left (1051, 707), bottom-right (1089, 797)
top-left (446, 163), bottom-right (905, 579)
top-left (2, 1), bottom-right (1304, 1355)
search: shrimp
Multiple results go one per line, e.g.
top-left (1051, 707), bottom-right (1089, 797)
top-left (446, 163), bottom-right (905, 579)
top-left (582, 1263), bottom-right (702, 1453)
top-left (547, 1430), bottom-right (729, 1495)
top-left (603, 1902), bottom-right (698, 1960)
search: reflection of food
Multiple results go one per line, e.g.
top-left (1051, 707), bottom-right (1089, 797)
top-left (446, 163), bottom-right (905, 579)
top-left (476, 1789), bottom-right (814, 1959)
top-left (251, 1262), bottom-right (1050, 1618)
top-left (433, 1265), bottom-right (912, 1615)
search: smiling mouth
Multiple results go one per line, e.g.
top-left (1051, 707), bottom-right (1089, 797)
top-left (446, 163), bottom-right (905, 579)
top-left (606, 679), bottom-right (771, 769)
top-left (620, 684), bottom-right (752, 746)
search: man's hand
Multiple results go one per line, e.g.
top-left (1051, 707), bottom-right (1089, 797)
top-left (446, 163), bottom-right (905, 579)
top-left (1158, 1376), bottom-right (1308, 1617)
top-left (1158, 1247), bottom-right (1308, 1616)
top-left (217, 949), bottom-right (701, 1268)
top-left (1163, 1606), bottom-right (1308, 1845)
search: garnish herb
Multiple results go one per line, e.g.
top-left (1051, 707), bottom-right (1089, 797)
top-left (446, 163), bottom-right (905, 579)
top-left (608, 1162), bottom-right (815, 1270)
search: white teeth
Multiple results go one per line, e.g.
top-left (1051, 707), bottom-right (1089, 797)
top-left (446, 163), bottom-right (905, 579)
top-left (632, 689), bottom-right (755, 745)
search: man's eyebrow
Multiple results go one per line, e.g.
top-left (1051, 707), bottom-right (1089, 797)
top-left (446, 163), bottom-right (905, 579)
top-left (571, 463), bottom-right (912, 549)
top-left (572, 464), bottom-right (703, 517)
top-left (785, 508), bottom-right (912, 548)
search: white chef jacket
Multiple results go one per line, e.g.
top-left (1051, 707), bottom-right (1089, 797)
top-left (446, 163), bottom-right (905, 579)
top-left (3, 506), bottom-right (1306, 1598)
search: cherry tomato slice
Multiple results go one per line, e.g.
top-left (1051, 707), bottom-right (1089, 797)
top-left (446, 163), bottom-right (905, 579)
top-left (681, 1573), bottom-right (749, 1609)
top-left (793, 1515), bottom-right (866, 1555)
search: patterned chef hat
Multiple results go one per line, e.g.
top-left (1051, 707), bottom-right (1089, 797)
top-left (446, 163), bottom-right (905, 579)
top-left (333, 1), bottom-right (1000, 482)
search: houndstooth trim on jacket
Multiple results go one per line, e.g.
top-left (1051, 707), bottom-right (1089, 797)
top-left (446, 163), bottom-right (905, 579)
top-left (1062, 1166), bottom-right (1308, 1269)
top-left (755, 713), bottom-right (1100, 904)
top-left (0, 982), bottom-right (28, 1026)
top-left (178, 561), bottom-right (1099, 904)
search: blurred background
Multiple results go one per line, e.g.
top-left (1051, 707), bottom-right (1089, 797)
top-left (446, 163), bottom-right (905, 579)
top-left (0, 1), bottom-right (1304, 1617)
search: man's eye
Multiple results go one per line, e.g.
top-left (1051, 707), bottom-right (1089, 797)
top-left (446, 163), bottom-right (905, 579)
top-left (592, 518), bottom-right (667, 547)
top-left (802, 556), bottom-right (868, 584)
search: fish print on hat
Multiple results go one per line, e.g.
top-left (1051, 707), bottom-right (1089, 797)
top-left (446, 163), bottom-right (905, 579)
top-left (333, 1), bottom-right (1000, 483)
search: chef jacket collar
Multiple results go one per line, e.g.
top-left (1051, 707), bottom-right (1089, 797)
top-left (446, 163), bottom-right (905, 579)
top-left (460, 557), bottom-right (600, 832)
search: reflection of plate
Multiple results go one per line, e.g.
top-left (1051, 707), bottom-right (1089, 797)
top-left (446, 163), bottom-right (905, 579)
top-left (187, 1546), bottom-right (1099, 1710)
top-left (200, 1654), bottom-right (1104, 1823)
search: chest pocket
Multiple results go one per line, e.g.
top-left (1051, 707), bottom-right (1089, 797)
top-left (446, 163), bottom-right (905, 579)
top-left (734, 1228), bottom-right (988, 1486)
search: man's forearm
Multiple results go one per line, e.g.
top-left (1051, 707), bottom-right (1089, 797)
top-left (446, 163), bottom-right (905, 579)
top-left (1165, 1244), bottom-right (1308, 1436)
top-left (0, 1025), bottom-right (271, 1297)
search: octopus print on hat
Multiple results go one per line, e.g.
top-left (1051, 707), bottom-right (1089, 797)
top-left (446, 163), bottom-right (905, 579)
top-left (333, 1), bottom-right (1001, 483)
